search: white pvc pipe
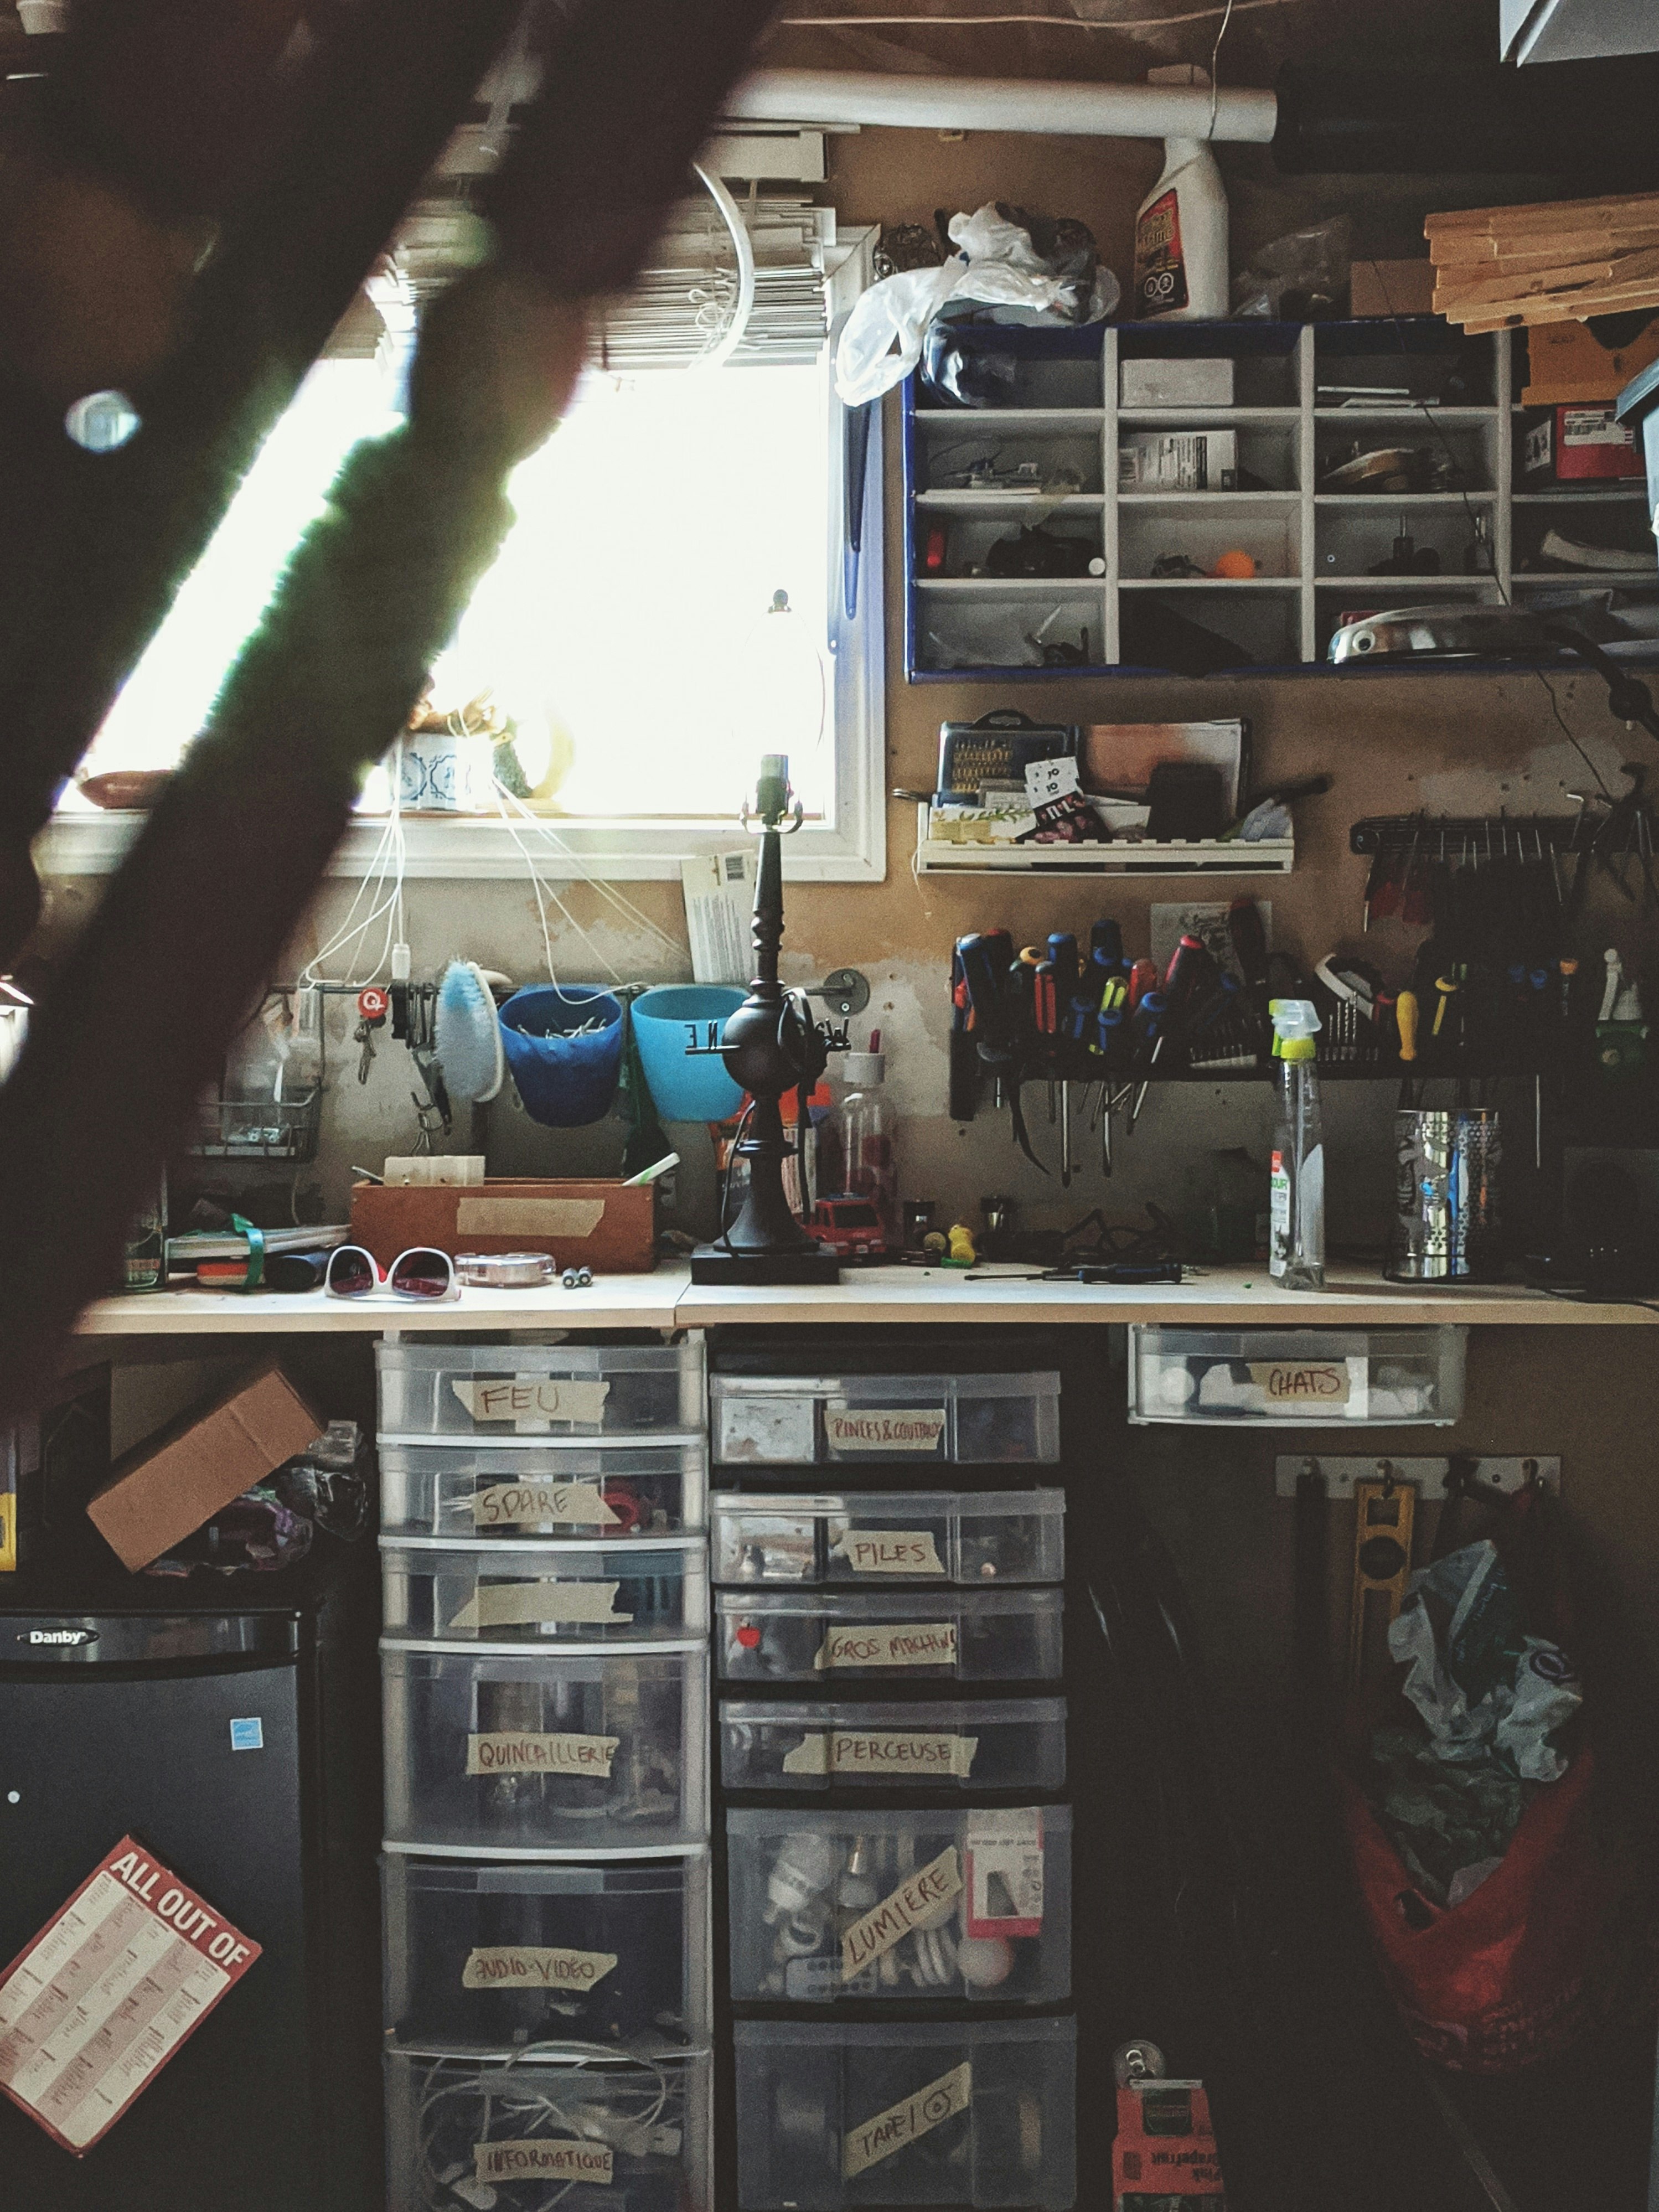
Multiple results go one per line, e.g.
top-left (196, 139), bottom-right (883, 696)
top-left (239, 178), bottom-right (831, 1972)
top-left (728, 65), bottom-right (1279, 144)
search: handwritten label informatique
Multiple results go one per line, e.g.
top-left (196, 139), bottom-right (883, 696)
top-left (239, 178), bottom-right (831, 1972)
top-left (466, 1730), bottom-right (619, 1779)
top-left (475, 2138), bottom-right (615, 2187)
top-left (462, 1946), bottom-right (617, 1993)
top-left (472, 1481), bottom-right (619, 1529)
top-left (836, 1529), bottom-right (946, 1577)
top-left (825, 1408), bottom-right (947, 1454)
top-left (448, 1580), bottom-right (630, 1632)
top-left (965, 1808), bottom-right (1045, 1939)
top-left (1247, 1361), bottom-right (1351, 1408)
top-left (781, 1729), bottom-right (978, 1779)
top-left (451, 1377), bottom-right (610, 1430)
top-left (0, 1836), bottom-right (262, 2155)
top-left (843, 2063), bottom-right (973, 2180)
top-left (841, 1847), bottom-right (963, 1977)
top-left (815, 1622), bottom-right (958, 1671)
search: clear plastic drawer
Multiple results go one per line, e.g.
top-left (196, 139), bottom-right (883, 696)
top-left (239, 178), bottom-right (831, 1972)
top-left (386, 2044), bottom-right (711, 2212)
top-left (716, 1588), bottom-right (1064, 1684)
top-left (379, 1440), bottom-right (707, 1539)
top-left (727, 1807), bottom-right (1069, 2007)
top-left (381, 1640), bottom-right (708, 1854)
top-left (1128, 1325), bottom-right (1466, 1427)
top-left (378, 1336), bottom-right (705, 1441)
top-left (712, 1491), bottom-right (1064, 1589)
top-left (712, 1372), bottom-right (1060, 1467)
top-left (383, 1853), bottom-right (711, 2047)
top-left (733, 2018), bottom-right (1076, 2209)
top-left (721, 1698), bottom-right (1067, 1795)
top-left (380, 1539), bottom-right (708, 1645)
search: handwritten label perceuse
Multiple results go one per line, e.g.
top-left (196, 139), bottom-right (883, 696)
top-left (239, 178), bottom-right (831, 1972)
top-left (825, 1407), bottom-right (946, 1453)
top-left (781, 1728), bottom-right (978, 1779)
top-left (466, 1730), bottom-right (618, 1778)
top-left (836, 1529), bottom-right (946, 1576)
top-left (843, 2063), bottom-right (972, 2180)
top-left (1247, 1361), bottom-right (1350, 1406)
top-left (474, 2139), bottom-right (614, 2186)
top-left (841, 1846), bottom-right (963, 1977)
top-left (816, 1621), bottom-right (958, 1670)
top-left (472, 1481), bottom-right (619, 1529)
top-left (451, 1378), bottom-right (610, 1427)
top-left (462, 1945), bottom-right (617, 1993)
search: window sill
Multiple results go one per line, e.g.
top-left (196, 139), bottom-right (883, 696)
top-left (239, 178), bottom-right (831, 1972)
top-left (35, 810), bottom-right (887, 883)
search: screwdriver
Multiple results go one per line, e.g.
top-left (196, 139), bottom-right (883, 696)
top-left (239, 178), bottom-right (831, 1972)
top-left (1047, 933), bottom-right (1078, 1183)
top-left (1128, 990), bottom-right (1166, 1131)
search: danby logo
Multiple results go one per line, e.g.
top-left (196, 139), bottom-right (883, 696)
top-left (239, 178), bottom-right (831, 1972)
top-left (20, 1627), bottom-right (96, 1647)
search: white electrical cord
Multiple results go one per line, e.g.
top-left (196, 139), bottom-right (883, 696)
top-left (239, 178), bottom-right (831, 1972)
top-left (777, 1), bottom-right (1293, 27)
top-left (490, 777), bottom-right (684, 973)
top-left (415, 2044), bottom-right (671, 2212)
top-left (689, 162), bottom-right (757, 370)
top-left (299, 750), bottom-right (409, 989)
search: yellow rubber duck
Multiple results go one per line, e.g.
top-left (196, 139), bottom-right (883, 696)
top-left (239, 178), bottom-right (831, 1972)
top-left (943, 1221), bottom-right (977, 1268)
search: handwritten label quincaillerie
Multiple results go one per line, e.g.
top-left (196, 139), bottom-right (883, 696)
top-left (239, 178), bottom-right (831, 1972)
top-left (843, 2063), bottom-right (973, 2180)
top-left (841, 1847), bottom-right (963, 1977)
top-left (472, 1481), bottom-right (619, 1529)
top-left (447, 1581), bottom-right (630, 1632)
top-left (825, 1407), bottom-right (947, 1454)
top-left (781, 1729), bottom-right (978, 1779)
top-left (1246, 1361), bottom-right (1351, 1408)
top-left (466, 1730), bottom-right (619, 1778)
top-left (474, 2139), bottom-right (614, 2187)
top-left (451, 1377), bottom-right (611, 1428)
top-left (815, 1622), bottom-right (958, 1671)
top-left (835, 1529), bottom-right (946, 1577)
top-left (462, 1946), bottom-right (617, 1993)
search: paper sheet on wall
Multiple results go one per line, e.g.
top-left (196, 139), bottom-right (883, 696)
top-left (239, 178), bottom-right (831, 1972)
top-left (681, 851), bottom-right (757, 985)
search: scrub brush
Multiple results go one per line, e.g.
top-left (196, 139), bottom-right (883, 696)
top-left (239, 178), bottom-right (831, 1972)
top-left (436, 959), bottom-right (504, 1104)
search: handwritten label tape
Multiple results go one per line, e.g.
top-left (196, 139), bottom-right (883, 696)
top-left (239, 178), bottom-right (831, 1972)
top-left (448, 1580), bottom-right (630, 1632)
top-left (466, 1730), bottom-right (619, 1778)
top-left (1247, 1361), bottom-right (1350, 1407)
top-left (451, 1377), bottom-right (611, 1427)
top-left (815, 1621), bottom-right (958, 1670)
top-left (836, 1529), bottom-right (946, 1576)
top-left (462, 1945), bottom-right (618, 1993)
top-left (474, 2138), bottom-right (615, 2186)
top-left (472, 1481), bottom-right (620, 1529)
top-left (781, 1728), bottom-right (978, 1779)
top-left (843, 2063), bottom-right (972, 2180)
top-left (842, 1846), bottom-right (963, 1977)
top-left (825, 1407), bottom-right (946, 1453)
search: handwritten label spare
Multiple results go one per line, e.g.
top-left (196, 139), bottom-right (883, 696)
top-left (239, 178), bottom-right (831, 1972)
top-left (825, 1407), bottom-right (946, 1454)
top-left (816, 1621), bottom-right (958, 1670)
top-left (473, 1481), bottom-right (619, 1529)
top-left (842, 1847), bottom-right (962, 1977)
top-left (965, 1807), bottom-right (1045, 1938)
top-left (0, 1836), bottom-right (261, 2155)
top-left (1246, 1361), bottom-right (1350, 1408)
top-left (466, 1730), bottom-right (618, 1779)
top-left (451, 1377), bottom-right (609, 1428)
top-left (781, 1729), bottom-right (978, 1779)
top-left (475, 2138), bottom-right (614, 2186)
top-left (448, 1580), bottom-right (630, 1632)
top-left (844, 2063), bottom-right (972, 2180)
top-left (463, 1945), bottom-right (617, 1993)
top-left (835, 1529), bottom-right (946, 1577)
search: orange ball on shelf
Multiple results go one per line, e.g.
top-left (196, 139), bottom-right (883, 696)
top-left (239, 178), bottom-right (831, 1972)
top-left (1211, 549), bottom-right (1257, 579)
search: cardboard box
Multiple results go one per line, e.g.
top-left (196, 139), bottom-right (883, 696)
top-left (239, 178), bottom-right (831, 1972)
top-left (1118, 431), bottom-right (1237, 492)
top-left (349, 1177), bottom-right (658, 1274)
top-left (87, 1361), bottom-right (322, 1572)
top-left (1520, 404), bottom-right (1644, 483)
top-left (1350, 258), bottom-right (1438, 319)
top-left (1523, 316), bottom-right (1659, 407)
top-left (1119, 356), bottom-right (1234, 408)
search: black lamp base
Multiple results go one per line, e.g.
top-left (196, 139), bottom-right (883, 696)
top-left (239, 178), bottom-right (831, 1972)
top-left (689, 1241), bottom-right (842, 1285)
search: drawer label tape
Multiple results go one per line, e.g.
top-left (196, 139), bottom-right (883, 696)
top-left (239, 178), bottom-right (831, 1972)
top-left (844, 2062), bottom-right (973, 2180)
top-left (1247, 1361), bottom-right (1350, 1407)
top-left (841, 1846), bottom-right (963, 1977)
top-left (782, 1728), bottom-right (978, 1779)
top-left (462, 1945), bottom-right (618, 1993)
top-left (472, 1481), bottom-right (621, 1529)
top-left (475, 2138), bottom-right (614, 2186)
top-left (448, 1581), bottom-right (631, 1632)
top-left (465, 1730), bottom-right (619, 1777)
top-left (815, 1621), bottom-right (958, 1670)
top-left (451, 1378), bottom-right (611, 1427)
top-left (825, 1408), bottom-right (947, 1453)
top-left (835, 1529), bottom-right (946, 1576)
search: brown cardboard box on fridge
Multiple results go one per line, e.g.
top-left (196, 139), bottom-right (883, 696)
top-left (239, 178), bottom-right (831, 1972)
top-left (86, 1361), bottom-right (323, 1572)
top-left (1350, 259), bottom-right (1437, 319)
top-left (1523, 317), bottom-right (1659, 406)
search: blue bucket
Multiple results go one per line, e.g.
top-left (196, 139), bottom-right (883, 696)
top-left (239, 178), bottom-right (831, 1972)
top-left (631, 986), bottom-right (745, 1122)
top-left (498, 986), bottom-right (624, 1127)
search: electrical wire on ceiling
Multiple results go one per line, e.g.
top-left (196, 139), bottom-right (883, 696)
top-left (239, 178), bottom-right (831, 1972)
top-left (1206, 0), bottom-right (1235, 136)
top-left (774, 2), bottom-right (1296, 29)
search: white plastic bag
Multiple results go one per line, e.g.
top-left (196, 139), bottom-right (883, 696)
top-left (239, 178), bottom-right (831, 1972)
top-left (834, 259), bottom-right (968, 407)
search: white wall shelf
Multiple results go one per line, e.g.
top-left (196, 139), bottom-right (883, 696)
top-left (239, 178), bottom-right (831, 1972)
top-left (914, 805), bottom-right (1295, 876)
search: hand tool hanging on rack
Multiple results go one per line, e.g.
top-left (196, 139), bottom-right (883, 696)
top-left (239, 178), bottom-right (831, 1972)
top-left (1046, 932), bottom-right (1079, 1185)
top-left (1348, 1466), bottom-right (1417, 1687)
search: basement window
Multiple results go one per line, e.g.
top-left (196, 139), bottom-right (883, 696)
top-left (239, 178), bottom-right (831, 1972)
top-left (48, 232), bottom-right (883, 884)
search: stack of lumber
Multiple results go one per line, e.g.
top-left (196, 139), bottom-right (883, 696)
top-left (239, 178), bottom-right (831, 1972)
top-left (1427, 193), bottom-right (1659, 332)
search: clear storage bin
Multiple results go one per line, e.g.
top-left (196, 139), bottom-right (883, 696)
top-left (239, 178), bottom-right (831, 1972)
top-left (384, 1853), bottom-right (711, 2046)
top-left (727, 1807), bottom-right (1069, 2007)
top-left (381, 1640), bottom-right (709, 1854)
top-left (381, 1539), bottom-right (708, 1645)
top-left (379, 1337), bottom-right (705, 1441)
top-left (721, 1698), bottom-right (1067, 1795)
top-left (716, 1588), bottom-right (1064, 1684)
top-left (386, 2044), bottom-right (711, 2212)
top-left (1127, 1325), bottom-right (1466, 1427)
top-left (379, 1440), bottom-right (707, 1539)
top-left (733, 2018), bottom-right (1076, 2210)
top-left (712, 1372), bottom-right (1060, 1466)
top-left (712, 1491), bottom-right (1064, 1589)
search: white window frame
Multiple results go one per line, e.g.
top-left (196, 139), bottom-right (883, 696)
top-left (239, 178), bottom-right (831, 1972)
top-left (39, 228), bottom-right (885, 885)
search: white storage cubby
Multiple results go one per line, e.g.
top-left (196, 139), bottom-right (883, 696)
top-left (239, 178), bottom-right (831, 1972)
top-left (716, 1586), bottom-right (1064, 1686)
top-left (379, 1440), bottom-right (707, 1539)
top-left (383, 1853), bottom-right (711, 2048)
top-left (378, 1337), bottom-right (705, 1442)
top-left (727, 1806), bottom-right (1070, 2007)
top-left (720, 1697), bottom-right (1067, 1795)
top-left (386, 2044), bottom-right (711, 2212)
top-left (733, 2017), bottom-right (1076, 2210)
top-left (711, 1371), bottom-right (1060, 1467)
top-left (1128, 1325), bottom-right (1467, 1426)
top-left (381, 1538), bottom-right (709, 1645)
top-left (712, 1490), bottom-right (1064, 1590)
top-left (381, 1639), bottom-right (709, 1854)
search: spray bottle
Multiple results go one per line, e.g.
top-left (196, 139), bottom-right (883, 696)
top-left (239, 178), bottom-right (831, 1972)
top-left (1269, 999), bottom-right (1324, 1290)
top-left (1133, 65), bottom-right (1230, 321)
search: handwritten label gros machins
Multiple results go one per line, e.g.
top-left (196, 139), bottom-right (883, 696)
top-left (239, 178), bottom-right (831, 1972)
top-left (462, 1946), bottom-right (617, 1993)
top-left (835, 1529), bottom-right (946, 1577)
top-left (824, 1407), bottom-right (947, 1453)
top-left (781, 1728), bottom-right (978, 1779)
top-left (1246, 1361), bottom-right (1351, 1407)
top-left (474, 2139), bottom-right (614, 2187)
top-left (815, 1621), bottom-right (958, 1670)
top-left (841, 1847), bottom-right (963, 1977)
top-left (843, 2063), bottom-right (973, 2180)
top-left (465, 1730), bottom-right (619, 1779)
top-left (448, 1580), bottom-right (630, 1632)
top-left (472, 1481), bottom-right (619, 1529)
top-left (451, 1377), bottom-right (611, 1428)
